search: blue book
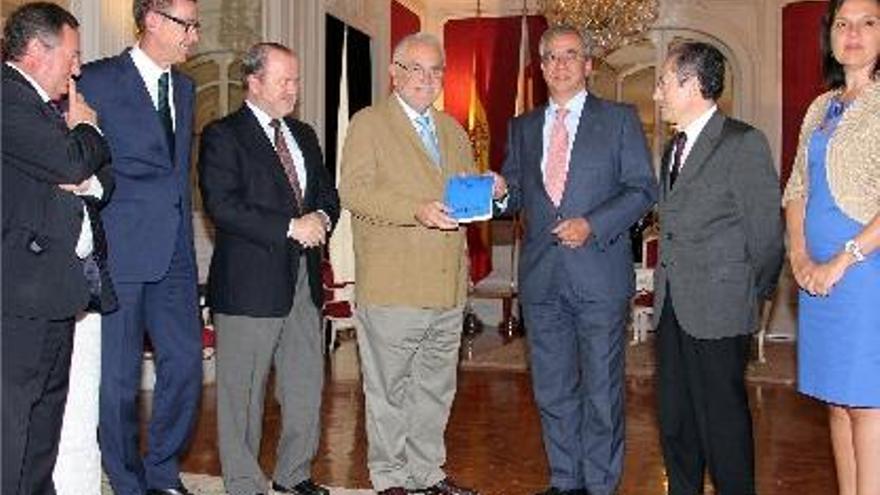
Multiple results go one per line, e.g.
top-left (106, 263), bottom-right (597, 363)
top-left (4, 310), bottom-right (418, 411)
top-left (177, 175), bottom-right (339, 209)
top-left (444, 175), bottom-right (494, 223)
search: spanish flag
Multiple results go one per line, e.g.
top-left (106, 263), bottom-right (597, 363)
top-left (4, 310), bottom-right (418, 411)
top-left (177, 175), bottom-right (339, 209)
top-left (466, 49), bottom-right (492, 283)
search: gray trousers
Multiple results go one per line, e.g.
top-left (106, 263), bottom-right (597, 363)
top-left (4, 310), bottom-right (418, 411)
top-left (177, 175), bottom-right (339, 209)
top-left (215, 265), bottom-right (324, 495)
top-left (356, 305), bottom-right (464, 492)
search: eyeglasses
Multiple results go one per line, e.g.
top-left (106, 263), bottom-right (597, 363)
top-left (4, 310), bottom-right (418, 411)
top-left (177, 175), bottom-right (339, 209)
top-left (155, 10), bottom-right (201, 34)
top-left (655, 73), bottom-right (691, 89)
top-left (541, 49), bottom-right (584, 66)
top-left (394, 61), bottom-right (445, 80)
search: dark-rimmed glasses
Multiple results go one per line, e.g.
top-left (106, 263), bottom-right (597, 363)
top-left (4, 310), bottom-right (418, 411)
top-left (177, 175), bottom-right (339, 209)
top-left (155, 10), bottom-right (201, 34)
top-left (394, 61), bottom-right (445, 80)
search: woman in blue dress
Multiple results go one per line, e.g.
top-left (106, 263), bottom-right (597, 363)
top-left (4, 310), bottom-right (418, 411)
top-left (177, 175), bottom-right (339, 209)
top-left (783, 0), bottom-right (880, 493)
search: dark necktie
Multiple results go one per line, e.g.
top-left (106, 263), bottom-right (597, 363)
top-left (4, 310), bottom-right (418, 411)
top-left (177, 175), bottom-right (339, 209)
top-left (669, 131), bottom-right (687, 189)
top-left (269, 119), bottom-right (304, 209)
top-left (47, 99), bottom-right (66, 128)
top-left (157, 72), bottom-right (175, 157)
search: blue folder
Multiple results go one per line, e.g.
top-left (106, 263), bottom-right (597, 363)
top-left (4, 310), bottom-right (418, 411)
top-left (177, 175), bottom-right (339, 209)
top-left (444, 175), bottom-right (494, 223)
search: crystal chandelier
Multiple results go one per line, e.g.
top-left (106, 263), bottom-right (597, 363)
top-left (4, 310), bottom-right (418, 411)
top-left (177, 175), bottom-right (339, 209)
top-left (541, 0), bottom-right (659, 56)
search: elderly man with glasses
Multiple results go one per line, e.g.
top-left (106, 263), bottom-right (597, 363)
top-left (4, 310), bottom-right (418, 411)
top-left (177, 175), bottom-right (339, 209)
top-left (339, 32), bottom-right (506, 495)
top-left (77, 0), bottom-right (202, 494)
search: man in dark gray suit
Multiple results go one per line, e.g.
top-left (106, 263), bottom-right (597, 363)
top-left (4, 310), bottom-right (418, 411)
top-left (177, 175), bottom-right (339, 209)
top-left (2, 4), bottom-right (111, 493)
top-left (652, 42), bottom-right (784, 495)
top-left (499, 25), bottom-right (657, 495)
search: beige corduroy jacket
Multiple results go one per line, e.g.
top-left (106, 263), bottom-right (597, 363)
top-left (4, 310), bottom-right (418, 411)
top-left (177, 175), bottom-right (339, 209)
top-left (339, 96), bottom-right (477, 308)
top-left (783, 80), bottom-right (880, 224)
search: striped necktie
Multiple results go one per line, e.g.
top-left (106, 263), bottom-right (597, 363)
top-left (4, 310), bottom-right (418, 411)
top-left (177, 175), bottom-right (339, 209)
top-left (270, 119), bottom-right (304, 209)
top-left (544, 107), bottom-right (570, 207)
top-left (416, 114), bottom-right (441, 165)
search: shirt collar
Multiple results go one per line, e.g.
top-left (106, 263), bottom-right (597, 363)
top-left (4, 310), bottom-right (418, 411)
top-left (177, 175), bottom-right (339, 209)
top-left (678, 105), bottom-right (717, 144)
top-left (394, 92), bottom-right (434, 125)
top-left (6, 62), bottom-right (50, 102)
top-left (548, 89), bottom-right (588, 116)
top-left (245, 99), bottom-right (275, 129)
top-left (130, 44), bottom-right (169, 84)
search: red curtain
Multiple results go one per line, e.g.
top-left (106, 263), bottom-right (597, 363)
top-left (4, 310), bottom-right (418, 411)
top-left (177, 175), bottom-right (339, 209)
top-left (444, 16), bottom-right (548, 283)
top-left (391, 1), bottom-right (420, 55)
top-left (444, 16), bottom-right (548, 172)
top-left (781, 1), bottom-right (827, 187)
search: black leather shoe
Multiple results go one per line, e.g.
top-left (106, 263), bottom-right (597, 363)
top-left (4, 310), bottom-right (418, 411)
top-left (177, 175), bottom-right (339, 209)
top-left (272, 479), bottom-right (330, 495)
top-left (425, 478), bottom-right (479, 495)
top-left (533, 488), bottom-right (587, 495)
top-left (377, 488), bottom-right (409, 495)
top-left (146, 487), bottom-right (194, 495)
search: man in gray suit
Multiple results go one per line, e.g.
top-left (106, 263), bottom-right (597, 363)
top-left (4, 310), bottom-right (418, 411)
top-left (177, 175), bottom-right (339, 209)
top-left (499, 25), bottom-right (657, 495)
top-left (652, 42), bottom-right (784, 495)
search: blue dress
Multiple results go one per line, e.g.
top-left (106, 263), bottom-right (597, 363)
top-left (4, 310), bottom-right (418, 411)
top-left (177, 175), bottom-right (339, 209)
top-left (798, 98), bottom-right (880, 407)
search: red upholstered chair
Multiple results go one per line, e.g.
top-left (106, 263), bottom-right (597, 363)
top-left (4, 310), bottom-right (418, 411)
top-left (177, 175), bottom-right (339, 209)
top-left (321, 259), bottom-right (355, 353)
top-left (631, 232), bottom-right (658, 344)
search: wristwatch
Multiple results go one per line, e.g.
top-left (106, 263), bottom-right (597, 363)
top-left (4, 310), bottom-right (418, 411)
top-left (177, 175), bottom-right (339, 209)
top-left (844, 239), bottom-right (866, 263)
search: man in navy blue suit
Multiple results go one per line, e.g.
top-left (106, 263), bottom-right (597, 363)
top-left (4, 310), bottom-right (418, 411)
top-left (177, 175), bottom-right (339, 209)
top-left (499, 25), bottom-right (657, 495)
top-left (78, 0), bottom-right (202, 494)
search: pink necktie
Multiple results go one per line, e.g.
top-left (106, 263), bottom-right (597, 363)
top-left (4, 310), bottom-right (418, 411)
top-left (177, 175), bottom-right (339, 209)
top-left (544, 107), bottom-right (570, 206)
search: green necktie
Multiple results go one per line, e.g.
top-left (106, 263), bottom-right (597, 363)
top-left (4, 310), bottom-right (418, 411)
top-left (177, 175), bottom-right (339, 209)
top-left (157, 72), bottom-right (174, 157)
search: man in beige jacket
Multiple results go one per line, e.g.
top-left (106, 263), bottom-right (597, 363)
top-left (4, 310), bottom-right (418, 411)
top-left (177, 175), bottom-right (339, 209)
top-left (339, 32), bottom-right (505, 495)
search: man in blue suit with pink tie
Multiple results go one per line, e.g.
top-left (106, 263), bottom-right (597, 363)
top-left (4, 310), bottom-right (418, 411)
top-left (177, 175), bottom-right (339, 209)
top-left (499, 25), bottom-right (657, 495)
top-left (78, 0), bottom-right (202, 494)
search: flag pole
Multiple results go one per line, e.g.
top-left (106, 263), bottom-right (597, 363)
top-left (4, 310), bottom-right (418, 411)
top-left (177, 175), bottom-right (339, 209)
top-left (463, 0), bottom-right (487, 336)
top-left (499, 0), bottom-right (531, 339)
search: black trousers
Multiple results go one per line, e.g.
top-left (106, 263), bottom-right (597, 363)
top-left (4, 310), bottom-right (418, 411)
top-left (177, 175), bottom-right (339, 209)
top-left (2, 315), bottom-right (74, 495)
top-left (656, 293), bottom-right (756, 495)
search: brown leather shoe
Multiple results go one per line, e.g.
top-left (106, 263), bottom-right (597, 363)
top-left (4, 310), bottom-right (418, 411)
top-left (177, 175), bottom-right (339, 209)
top-left (377, 487), bottom-right (409, 495)
top-left (425, 478), bottom-right (479, 495)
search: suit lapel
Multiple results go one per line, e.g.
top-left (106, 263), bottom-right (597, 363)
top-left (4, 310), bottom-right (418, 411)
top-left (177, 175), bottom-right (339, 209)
top-left (563, 94), bottom-right (604, 206)
top-left (433, 111), bottom-right (458, 178)
top-left (286, 117), bottom-right (320, 209)
top-left (171, 71), bottom-right (189, 167)
top-left (118, 52), bottom-right (175, 167)
top-left (4, 68), bottom-right (67, 133)
top-left (658, 139), bottom-right (674, 200)
top-left (670, 111), bottom-right (725, 196)
top-left (522, 108), bottom-right (550, 204)
top-left (236, 106), bottom-right (298, 212)
top-left (386, 98), bottom-right (443, 185)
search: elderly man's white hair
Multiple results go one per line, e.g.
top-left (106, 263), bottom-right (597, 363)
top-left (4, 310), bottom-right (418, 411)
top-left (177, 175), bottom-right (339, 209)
top-left (392, 32), bottom-right (446, 66)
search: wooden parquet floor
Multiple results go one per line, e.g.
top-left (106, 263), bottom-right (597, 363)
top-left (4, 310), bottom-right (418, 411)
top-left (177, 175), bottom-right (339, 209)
top-left (156, 337), bottom-right (835, 495)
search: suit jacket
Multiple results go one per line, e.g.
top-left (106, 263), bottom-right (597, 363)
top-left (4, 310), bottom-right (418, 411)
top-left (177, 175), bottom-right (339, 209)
top-left (501, 93), bottom-right (658, 303)
top-left (653, 111), bottom-right (784, 339)
top-left (339, 97), bottom-right (476, 309)
top-left (78, 50), bottom-right (197, 283)
top-left (1, 65), bottom-right (112, 319)
top-left (199, 105), bottom-right (340, 316)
